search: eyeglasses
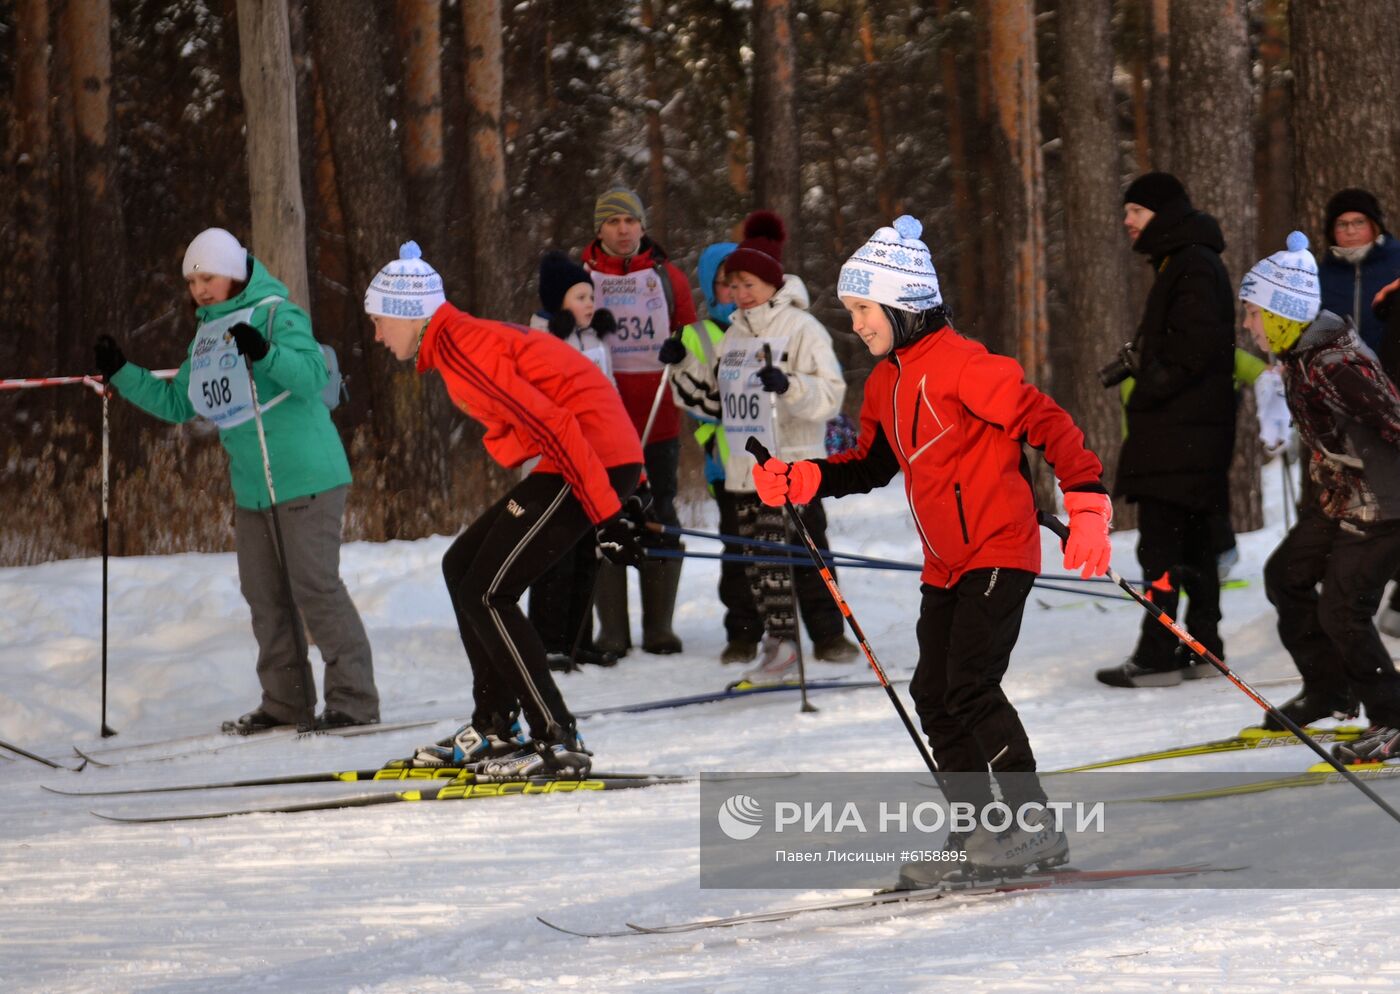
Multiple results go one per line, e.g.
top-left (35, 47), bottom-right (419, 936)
top-left (1336, 218), bottom-right (1373, 231)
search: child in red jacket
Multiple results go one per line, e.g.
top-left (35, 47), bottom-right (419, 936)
top-left (366, 243), bottom-right (647, 777)
top-left (753, 217), bottom-right (1113, 883)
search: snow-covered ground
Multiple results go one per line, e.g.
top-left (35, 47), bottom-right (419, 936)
top-left (3, 462), bottom-right (1398, 993)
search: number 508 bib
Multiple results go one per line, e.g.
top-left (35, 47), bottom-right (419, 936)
top-left (187, 297), bottom-right (290, 430)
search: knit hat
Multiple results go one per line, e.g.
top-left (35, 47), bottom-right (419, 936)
top-left (1325, 188), bottom-right (1384, 242)
top-left (538, 250), bottom-right (591, 314)
top-left (724, 211), bottom-right (787, 289)
top-left (594, 188), bottom-right (646, 231)
top-left (182, 227), bottom-right (248, 280)
top-left (1240, 230), bottom-right (1321, 326)
top-left (364, 241), bottom-right (446, 319)
top-left (836, 215), bottom-right (942, 312)
top-left (1122, 172), bottom-right (1189, 213)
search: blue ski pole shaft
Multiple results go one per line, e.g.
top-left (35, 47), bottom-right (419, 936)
top-left (1039, 510), bottom-right (1400, 829)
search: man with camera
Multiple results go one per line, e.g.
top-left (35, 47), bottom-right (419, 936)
top-left (1096, 173), bottom-right (1237, 688)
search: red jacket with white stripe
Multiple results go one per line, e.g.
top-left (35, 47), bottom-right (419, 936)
top-left (418, 303), bottom-right (643, 523)
top-left (817, 325), bottom-right (1106, 587)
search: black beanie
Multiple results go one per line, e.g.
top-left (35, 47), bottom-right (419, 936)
top-left (1123, 172), bottom-right (1189, 213)
top-left (538, 250), bottom-right (591, 314)
top-left (1325, 188), bottom-right (1385, 240)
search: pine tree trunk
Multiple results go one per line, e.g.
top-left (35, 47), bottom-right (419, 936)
top-left (984, 0), bottom-right (1048, 384)
top-left (641, 0), bottom-right (669, 247)
top-left (396, 0), bottom-right (446, 261)
top-left (1290, 0), bottom-right (1400, 246)
top-left (60, 0), bottom-right (128, 364)
top-left (937, 0), bottom-right (979, 338)
top-left (857, 0), bottom-right (893, 220)
top-left (236, 0), bottom-right (310, 307)
top-left (1170, 0), bottom-right (1260, 533)
top-left (462, 0), bottom-right (512, 318)
top-left (1148, 0), bottom-right (1172, 171)
top-left (751, 0), bottom-right (801, 230)
top-left (1058, 0), bottom-right (1132, 503)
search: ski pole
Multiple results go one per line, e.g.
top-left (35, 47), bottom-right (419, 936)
top-left (245, 356), bottom-right (316, 730)
top-left (1038, 510), bottom-right (1400, 828)
top-left (0, 736), bottom-right (75, 770)
top-left (640, 330), bottom-right (684, 448)
top-left (761, 343), bottom-right (814, 713)
top-left (746, 436), bottom-right (937, 775)
top-left (1281, 450), bottom-right (1295, 532)
top-left (99, 388), bottom-right (117, 737)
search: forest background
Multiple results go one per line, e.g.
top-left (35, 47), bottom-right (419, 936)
top-left (0, 0), bottom-right (1391, 566)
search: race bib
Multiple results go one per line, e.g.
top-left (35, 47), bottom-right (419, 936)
top-left (187, 297), bottom-right (289, 429)
top-left (718, 337), bottom-right (788, 459)
top-left (591, 270), bottom-right (671, 373)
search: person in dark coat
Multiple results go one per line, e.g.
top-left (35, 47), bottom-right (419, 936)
top-left (1318, 188), bottom-right (1400, 367)
top-left (1097, 172), bottom-right (1237, 688)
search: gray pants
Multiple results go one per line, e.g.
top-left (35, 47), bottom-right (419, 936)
top-left (235, 485), bottom-right (379, 724)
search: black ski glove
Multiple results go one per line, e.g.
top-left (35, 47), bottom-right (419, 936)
top-left (592, 308), bottom-right (617, 336)
top-left (94, 335), bottom-right (126, 379)
top-left (230, 322), bottom-right (269, 361)
top-left (596, 513), bottom-right (646, 567)
top-left (658, 337), bottom-right (687, 365)
top-left (757, 364), bottom-right (789, 394)
top-left (547, 309), bottom-right (577, 338)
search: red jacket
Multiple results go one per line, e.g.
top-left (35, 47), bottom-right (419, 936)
top-left (581, 237), bottom-right (697, 444)
top-left (819, 325), bottom-right (1105, 587)
top-left (418, 304), bottom-right (643, 523)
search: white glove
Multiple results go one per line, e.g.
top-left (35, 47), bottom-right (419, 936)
top-left (1254, 367), bottom-right (1292, 458)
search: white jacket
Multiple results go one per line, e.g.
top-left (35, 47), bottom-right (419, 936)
top-left (669, 275), bottom-right (845, 491)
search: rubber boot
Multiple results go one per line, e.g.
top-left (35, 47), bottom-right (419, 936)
top-left (640, 549), bottom-right (684, 654)
top-left (593, 561), bottom-right (631, 657)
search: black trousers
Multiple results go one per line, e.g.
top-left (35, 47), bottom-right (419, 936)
top-left (909, 568), bottom-right (1044, 811)
top-left (717, 488), bottom-right (846, 645)
top-left (1264, 507), bottom-right (1400, 726)
top-left (527, 535), bottom-right (599, 656)
top-left (443, 464), bottom-right (641, 741)
top-left (1130, 497), bottom-right (1223, 670)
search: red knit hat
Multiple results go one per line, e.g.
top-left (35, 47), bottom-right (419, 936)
top-left (724, 210), bottom-right (786, 289)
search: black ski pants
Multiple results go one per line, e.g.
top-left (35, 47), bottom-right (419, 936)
top-left (527, 535), bottom-right (600, 656)
top-left (909, 568), bottom-right (1045, 811)
top-left (1264, 506), bottom-right (1400, 726)
top-left (1130, 497), bottom-right (1223, 671)
top-left (443, 464), bottom-right (641, 741)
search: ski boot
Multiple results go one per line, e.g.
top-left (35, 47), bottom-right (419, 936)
top-left (1095, 658), bottom-right (1183, 688)
top-left (963, 818), bottom-right (1070, 879)
top-left (893, 832), bottom-right (973, 891)
top-left (1333, 726), bottom-right (1400, 765)
top-left (739, 635), bottom-right (799, 685)
top-left (315, 709), bottom-right (377, 731)
top-left (720, 640), bottom-right (759, 665)
top-left (812, 634), bottom-right (859, 663)
top-left (1261, 688), bottom-right (1358, 731)
top-left (222, 708), bottom-right (301, 735)
top-left (408, 721), bottom-right (525, 768)
top-left (476, 730), bottom-right (593, 779)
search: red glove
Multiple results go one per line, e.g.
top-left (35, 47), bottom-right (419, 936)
top-left (752, 457), bottom-right (821, 507)
top-left (1062, 491), bottom-right (1112, 579)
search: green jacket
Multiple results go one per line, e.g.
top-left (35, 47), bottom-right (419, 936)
top-left (111, 256), bottom-right (351, 509)
top-left (679, 318), bottom-right (730, 484)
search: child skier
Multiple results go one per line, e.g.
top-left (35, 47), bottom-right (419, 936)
top-left (1235, 233), bottom-right (1400, 759)
top-left (94, 227), bottom-right (379, 734)
top-left (366, 243), bottom-right (646, 777)
top-left (661, 211), bottom-right (849, 683)
top-left (751, 216), bottom-right (1113, 881)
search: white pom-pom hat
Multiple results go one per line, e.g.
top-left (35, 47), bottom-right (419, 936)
top-left (1239, 230), bottom-right (1321, 323)
top-left (836, 215), bottom-right (942, 312)
top-left (364, 241), bottom-right (447, 319)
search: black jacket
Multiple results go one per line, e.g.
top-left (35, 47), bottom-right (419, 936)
top-left (1115, 198), bottom-right (1237, 510)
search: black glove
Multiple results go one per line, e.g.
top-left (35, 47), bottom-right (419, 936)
top-left (94, 335), bottom-right (126, 379)
top-left (658, 337), bottom-right (687, 365)
top-left (592, 308), bottom-right (617, 336)
top-left (230, 322), bottom-right (269, 361)
top-left (546, 309), bottom-right (577, 338)
top-left (757, 364), bottom-right (790, 394)
top-left (596, 513), bottom-right (647, 567)
top-left (1377, 289), bottom-right (1398, 324)
top-left (622, 482), bottom-right (655, 528)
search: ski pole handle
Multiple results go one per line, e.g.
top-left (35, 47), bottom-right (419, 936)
top-left (745, 435), bottom-right (774, 466)
top-left (1038, 510), bottom-right (1070, 542)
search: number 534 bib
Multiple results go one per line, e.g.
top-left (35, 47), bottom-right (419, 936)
top-left (187, 296), bottom-right (290, 430)
top-left (590, 270), bottom-right (671, 374)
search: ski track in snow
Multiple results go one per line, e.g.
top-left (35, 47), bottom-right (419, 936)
top-left (3, 466), bottom-right (1398, 993)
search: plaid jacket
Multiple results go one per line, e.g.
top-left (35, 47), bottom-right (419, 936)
top-left (1281, 311), bottom-right (1400, 522)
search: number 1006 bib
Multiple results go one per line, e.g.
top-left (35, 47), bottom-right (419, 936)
top-left (718, 337), bottom-right (787, 457)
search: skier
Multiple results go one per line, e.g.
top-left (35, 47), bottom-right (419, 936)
top-left (365, 243), bottom-right (645, 777)
top-left (1235, 233), bottom-right (1400, 759)
top-left (525, 250), bottom-right (623, 671)
top-left (93, 227), bottom-right (379, 734)
top-left (661, 211), bottom-right (848, 683)
top-left (750, 216), bottom-right (1112, 881)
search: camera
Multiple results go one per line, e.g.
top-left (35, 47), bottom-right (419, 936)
top-left (1098, 342), bottom-right (1140, 388)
